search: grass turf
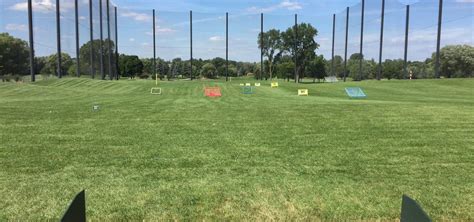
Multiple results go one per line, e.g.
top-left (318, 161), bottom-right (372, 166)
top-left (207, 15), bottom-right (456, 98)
top-left (0, 77), bottom-right (473, 220)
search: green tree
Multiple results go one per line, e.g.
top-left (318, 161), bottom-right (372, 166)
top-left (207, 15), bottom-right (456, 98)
top-left (169, 58), bottom-right (183, 80)
top-left (306, 55), bottom-right (327, 82)
top-left (79, 39), bottom-right (116, 76)
top-left (142, 58), bottom-right (153, 75)
top-left (200, 63), bottom-right (217, 79)
top-left (0, 33), bottom-right (29, 78)
top-left (280, 23), bottom-right (319, 82)
top-left (40, 53), bottom-right (73, 76)
top-left (276, 61), bottom-right (295, 80)
top-left (435, 45), bottom-right (474, 78)
top-left (211, 57), bottom-right (226, 77)
top-left (347, 53), bottom-right (376, 80)
top-left (34, 56), bottom-right (48, 76)
top-left (408, 61), bottom-right (434, 79)
top-left (327, 55), bottom-right (344, 78)
top-left (118, 54), bottom-right (143, 79)
top-left (258, 29), bottom-right (282, 79)
top-left (157, 58), bottom-right (169, 80)
top-left (382, 59), bottom-right (403, 80)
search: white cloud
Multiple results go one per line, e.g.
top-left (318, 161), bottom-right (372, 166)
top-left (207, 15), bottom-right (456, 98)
top-left (156, 26), bottom-right (176, 34)
top-left (209, 36), bottom-right (223, 42)
top-left (247, 0), bottom-right (302, 13)
top-left (279, 0), bottom-right (303, 10)
top-left (79, 16), bottom-right (86, 20)
top-left (9, 0), bottom-right (55, 14)
top-left (121, 11), bottom-right (152, 22)
top-left (172, 16), bottom-right (224, 27)
top-left (129, 38), bottom-right (135, 42)
top-left (145, 26), bottom-right (177, 36)
top-left (9, 0), bottom-right (74, 13)
top-left (5, 24), bottom-right (28, 32)
top-left (456, 0), bottom-right (474, 3)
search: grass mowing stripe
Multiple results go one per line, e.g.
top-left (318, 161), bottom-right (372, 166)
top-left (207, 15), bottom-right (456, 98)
top-left (0, 77), bottom-right (473, 220)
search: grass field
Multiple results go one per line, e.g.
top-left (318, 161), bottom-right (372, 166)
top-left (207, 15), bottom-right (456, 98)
top-left (0, 77), bottom-right (473, 221)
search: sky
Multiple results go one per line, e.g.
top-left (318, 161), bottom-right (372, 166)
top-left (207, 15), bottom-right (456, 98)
top-left (1, 0), bottom-right (473, 62)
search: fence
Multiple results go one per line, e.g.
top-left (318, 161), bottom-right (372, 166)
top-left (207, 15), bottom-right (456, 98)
top-left (0, 0), bottom-right (118, 81)
top-left (330, 0), bottom-right (473, 81)
top-left (0, 0), bottom-right (472, 82)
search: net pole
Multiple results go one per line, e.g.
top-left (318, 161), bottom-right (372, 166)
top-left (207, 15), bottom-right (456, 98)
top-left (75, 0), bottom-right (80, 77)
top-left (435, 0), bottom-right (443, 78)
top-left (343, 7), bottom-right (349, 82)
top-left (359, 0), bottom-right (365, 81)
top-left (403, 5), bottom-right (410, 79)
top-left (153, 9), bottom-right (156, 81)
top-left (107, 0), bottom-right (112, 80)
top-left (28, 0), bottom-right (35, 82)
top-left (190, 11), bottom-right (193, 80)
top-left (89, 0), bottom-right (95, 79)
top-left (115, 6), bottom-right (118, 80)
top-left (294, 14), bottom-right (298, 83)
top-left (260, 13), bottom-right (264, 81)
top-left (99, 0), bottom-right (104, 80)
top-left (226, 12), bottom-right (229, 82)
top-left (377, 0), bottom-right (385, 81)
top-left (56, 0), bottom-right (62, 78)
top-left (331, 14), bottom-right (335, 77)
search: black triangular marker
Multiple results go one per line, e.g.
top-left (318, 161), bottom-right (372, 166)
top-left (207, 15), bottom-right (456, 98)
top-left (400, 194), bottom-right (431, 222)
top-left (60, 190), bottom-right (86, 222)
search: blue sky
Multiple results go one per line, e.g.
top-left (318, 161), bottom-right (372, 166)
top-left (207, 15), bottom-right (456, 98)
top-left (1, 0), bottom-right (473, 62)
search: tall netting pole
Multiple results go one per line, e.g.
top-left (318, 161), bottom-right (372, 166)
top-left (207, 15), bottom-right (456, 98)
top-left (56, 0), bottom-right (62, 78)
top-left (106, 0), bottom-right (112, 80)
top-left (153, 9), bottom-right (156, 81)
top-left (28, 0), bottom-right (35, 82)
top-left (99, 0), bottom-right (104, 79)
top-left (190, 10), bottom-right (193, 80)
top-left (75, 0), bottom-right (80, 77)
top-left (226, 12), bottom-right (229, 82)
top-left (435, 0), bottom-right (443, 78)
top-left (260, 13), bottom-right (264, 81)
top-left (294, 14), bottom-right (298, 83)
top-left (403, 5), bottom-right (410, 79)
top-left (115, 7), bottom-right (118, 80)
top-left (331, 14), bottom-right (335, 77)
top-left (359, 0), bottom-right (365, 81)
top-left (377, 0), bottom-right (385, 81)
top-left (343, 7), bottom-right (349, 82)
top-left (89, 0), bottom-right (95, 79)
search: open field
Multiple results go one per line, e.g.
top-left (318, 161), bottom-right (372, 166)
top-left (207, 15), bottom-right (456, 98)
top-left (0, 78), bottom-right (473, 220)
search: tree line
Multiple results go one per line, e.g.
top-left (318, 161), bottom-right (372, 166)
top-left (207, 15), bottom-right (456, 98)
top-left (1, 32), bottom-right (473, 82)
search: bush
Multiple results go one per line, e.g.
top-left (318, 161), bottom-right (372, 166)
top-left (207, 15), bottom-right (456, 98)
top-left (139, 74), bottom-right (149, 79)
top-left (13, 74), bottom-right (22, 82)
top-left (1, 75), bottom-right (12, 82)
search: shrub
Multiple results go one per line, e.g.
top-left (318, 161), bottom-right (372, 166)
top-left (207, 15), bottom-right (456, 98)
top-left (139, 74), bottom-right (149, 79)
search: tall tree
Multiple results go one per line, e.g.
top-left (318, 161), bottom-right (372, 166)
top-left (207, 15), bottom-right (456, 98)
top-left (327, 55), bottom-right (344, 78)
top-left (200, 63), bottom-right (217, 79)
top-left (280, 23), bottom-right (319, 82)
top-left (382, 59), bottom-right (403, 80)
top-left (435, 45), bottom-right (474, 78)
top-left (40, 53), bottom-right (73, 76)
top-left (79, 39), bottom-right (115, 76)
top-left (118, 54), bottom-right (143, 79)
top-left (306, 55), bottom-right (327, 82)
top-left (258, 29), bottom-right (282, 80)
top-left (0, 33), bottom-right (29, 77)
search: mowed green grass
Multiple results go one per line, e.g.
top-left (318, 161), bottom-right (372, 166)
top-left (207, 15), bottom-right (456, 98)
top-left (0, 77), bottom-right (473, 221)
